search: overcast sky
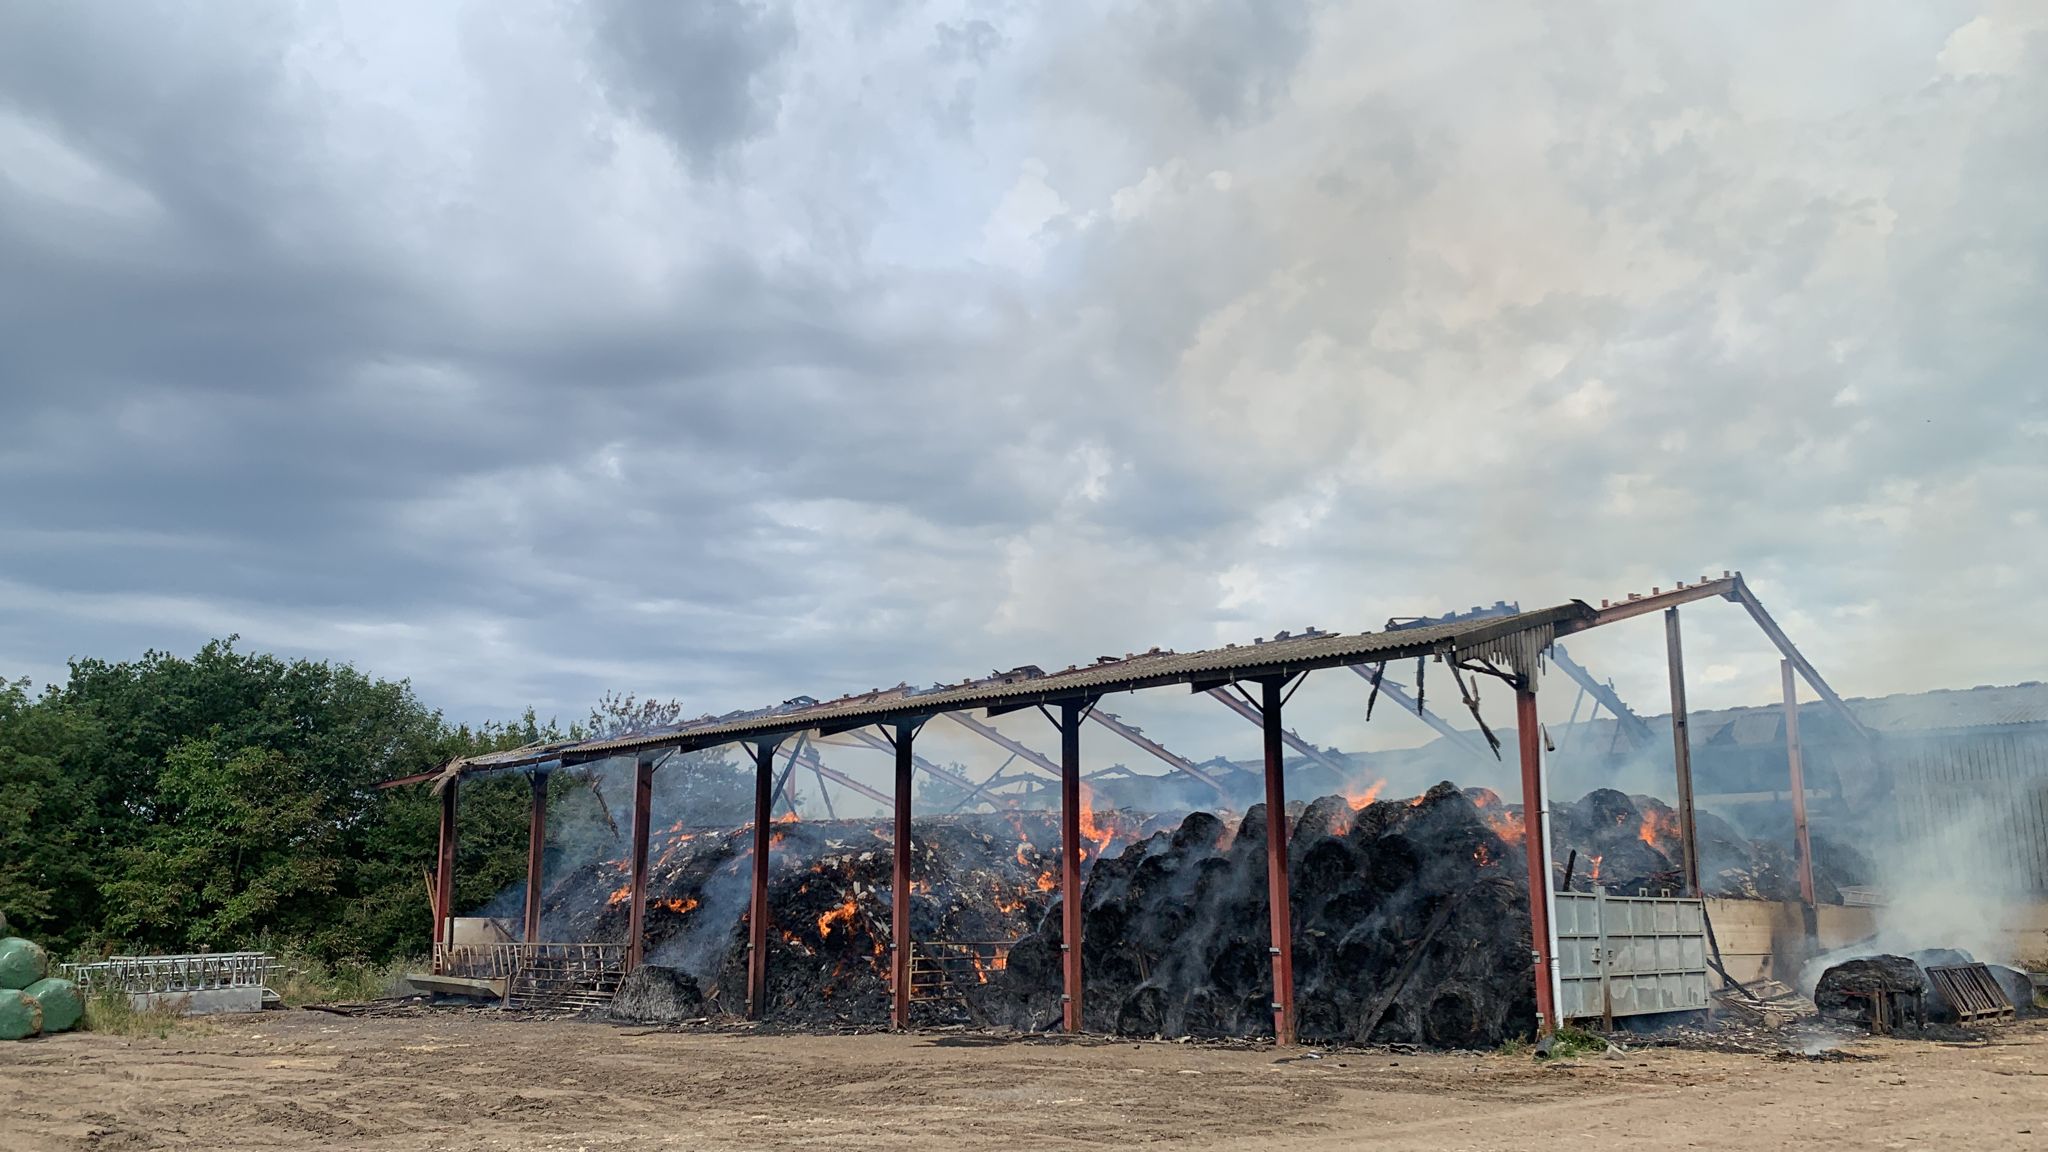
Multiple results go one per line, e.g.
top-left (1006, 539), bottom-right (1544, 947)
top-left (2, 1), bottom-right (2043, 781)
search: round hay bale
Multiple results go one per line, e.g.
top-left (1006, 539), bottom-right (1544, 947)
top-left (0, 938), bottom-right (49, 991)
top-left (0, 988), bottom-right (42, 1040)
top-left (23, 977), bottom-right (83, 1033)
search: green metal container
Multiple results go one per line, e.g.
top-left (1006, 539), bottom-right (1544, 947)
top-left (23, 977), bottom-right (82, 1033)
top-left (0, 937), bottom-right (48, 991)
top-left (0, 988), bottom-right (42, 1040)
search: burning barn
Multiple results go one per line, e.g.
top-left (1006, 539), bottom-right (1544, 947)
top-left (388, 573), bottom-right (2042, 1047)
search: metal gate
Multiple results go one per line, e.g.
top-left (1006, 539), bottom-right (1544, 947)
top-left (1554, 892), bottom-right (1711, 1021)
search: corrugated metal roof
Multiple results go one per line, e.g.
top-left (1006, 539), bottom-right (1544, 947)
top-left (1555, 680), bottom-right (2048, 753)
top-left (449, 601), bottom-right (1592, 777)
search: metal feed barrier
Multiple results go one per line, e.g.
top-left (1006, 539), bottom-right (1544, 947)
top-left (907, 941), bottom-right (1013, 1008)
top-left (432, 941), bottom-right (627, 1011)
top-left (60, 952), bottom-right (281, 1014)
top-left (1554, 892), bottom-right (1711, 1024)
top-left (61, 952), bottom-right (279, 994)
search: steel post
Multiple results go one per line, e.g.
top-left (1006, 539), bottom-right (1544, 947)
top-left (435, 780), bottom-right (458, 970)
top-left (1664, 608), bottom-right (1703, 896)
top-left (1059, 701), bottom-right (1084, 1032)
top-left (748, 740), bottom-right (776, 1019)
top-left (523, 769), bottom-right (548, 944)
top-left (1782, 660), bottom-right (1817, 907)
top-left (1515, 686), bottom-right (1557, 1033)
top-left (891, 723), bottom-right (914, 1030)
top-left (1260, 677), bottom-right (1297, 1046)
top-left (625, 753), bottom-right (655, 971)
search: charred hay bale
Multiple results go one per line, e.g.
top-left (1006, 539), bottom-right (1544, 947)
top-left (1293, 796), bottom-right (1357, 855)
top-left (609, 964), bottom-right (706, 1023)
top-left (1815, 955), bottom-right (1926, 1019)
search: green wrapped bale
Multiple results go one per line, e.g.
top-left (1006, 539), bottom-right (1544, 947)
top-left (0, 937), bottom-right (48, 990)
top-left (23, 978), bottom-right (82, 1033)
top-left (0, 989), bottom-right (42, 1040)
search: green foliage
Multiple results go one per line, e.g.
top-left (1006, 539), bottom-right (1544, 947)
top-left (0, 638), bottom-right (590, 964)
top-left (80, 986), bottom-right (188, 1039)
top-left (1539, 1025), bottom-right (1609, 1059)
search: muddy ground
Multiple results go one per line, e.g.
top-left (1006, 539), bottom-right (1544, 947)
top-left (3, 1012), bottom-right (2046, 1151)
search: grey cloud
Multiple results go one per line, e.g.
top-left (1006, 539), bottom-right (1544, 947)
top-left (1, 0), bottom-right (2042, 760)
top-left (586, 0), bottom-right (797, 175)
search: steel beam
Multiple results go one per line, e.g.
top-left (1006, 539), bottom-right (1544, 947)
top-left (1209, 686), bottom-right (1352, 779)
top-left (748, 740), bottom-right (777, 1019)
top-left (1515, 686), bottom-right (1557, 1034)
top-left (837, 726), bottom-right (1024, 807)
top-left (523, 769), bottom-right (548, 944)
top-left (1781, 660), bottom-right (1817, 907)
top-left (1060, 701), bottom-right (1085, 1032)
top-left (1547, 644), bottom-right (1654, 750)
top-left (781, 742), bottom-right (893, 808)
top-left (1555, 576), bottom-right (1740, 634)
top-left (434, 779), bottom-right (458, 970)
top-left (890, 722), bottom-right (915, 1030)
top-left (942, 711), bottom-right (1062, 778)
top-left (1083, 709), bottom-right (1228, 797)
top-left (625, 752), bottom-right (656, 971)
top-left (1259, 677), bottom-right (1297, 1046)
top-left (1732, 576), bottom-right (1873, 744)
top-left (1665, 609), bottom-right (1703, 897)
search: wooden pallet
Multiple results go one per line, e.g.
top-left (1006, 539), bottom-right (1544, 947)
top-left (1926, 964), bottom-right (2014, 1024)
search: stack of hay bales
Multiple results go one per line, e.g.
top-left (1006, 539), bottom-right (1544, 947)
top-left (0, 914), bottom-right (83, 1040)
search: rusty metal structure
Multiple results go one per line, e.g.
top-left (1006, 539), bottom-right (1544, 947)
top-left (392, 571), bottom-right (1863, 1039)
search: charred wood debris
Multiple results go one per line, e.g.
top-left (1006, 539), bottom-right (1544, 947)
top-left (522, 783), bottom-right (1882, 1049)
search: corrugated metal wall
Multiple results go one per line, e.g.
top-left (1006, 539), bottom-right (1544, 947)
top-left (1886, 728), bottom-right (2048, 893)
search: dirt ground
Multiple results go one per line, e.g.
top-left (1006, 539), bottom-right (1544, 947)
top-left (4, 1012), bottom-right (2046, 1151)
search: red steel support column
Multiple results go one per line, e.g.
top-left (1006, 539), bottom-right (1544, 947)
top-left (1260, 677), bottom-right (1297, 1046)
top-left (1664, 608), bottom-right (1703, 896)
top-left (748, 740), bottom-right (775, 1019)
top-left (434, 779), bottom-right (458, 971)
top-left (625, 753), bottom-right (655, 971)
top-left (523, 769), bottom-right (548, 943)
top-left (1782, 660), bottom-right (1817, 907)
top-left (1516, 686), bottom-right (1557, 1034)
top-left (891, 723), bottom-right (915, 1030)
top-left (1059, 701), bottom-right (1084, 1032)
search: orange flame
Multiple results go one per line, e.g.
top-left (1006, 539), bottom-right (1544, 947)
top-left (1077, 784), bottom-right (1117, 859)
top-left (658, 897), bottom-right (699, 915)
top-left (1344, 780), bottom-right (1387, 812)
top-left (817, 897), bottom-right (859, 939)
top-left (1639, 809), bottom-right (1679, 849)
top-left (1587, 855), bottom-right (1603, 884)
top-left (1035, 871), bottom-right (1057, 893)
top-left (1482, 808), bottom-right (1526, 846)
top-left (606, 882), bottom-right (632, 906)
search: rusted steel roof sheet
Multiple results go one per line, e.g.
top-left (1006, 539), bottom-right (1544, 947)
top-left (446, 601), bottom-right (1593, 778)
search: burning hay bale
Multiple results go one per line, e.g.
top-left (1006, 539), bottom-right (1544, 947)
top-left (995, 783), bottom-right (1537, 1047)
top-left (1545, 788), bottom-right (1866, 900)
top-left (527, 778), bottom-right (1866, 1046)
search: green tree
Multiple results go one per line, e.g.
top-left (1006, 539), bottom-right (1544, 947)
top-left (102, 738), bottom-right (339, 949)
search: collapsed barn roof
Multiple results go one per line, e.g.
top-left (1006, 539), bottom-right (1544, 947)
top-left (440, 598), bottom-right (1597, 780)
